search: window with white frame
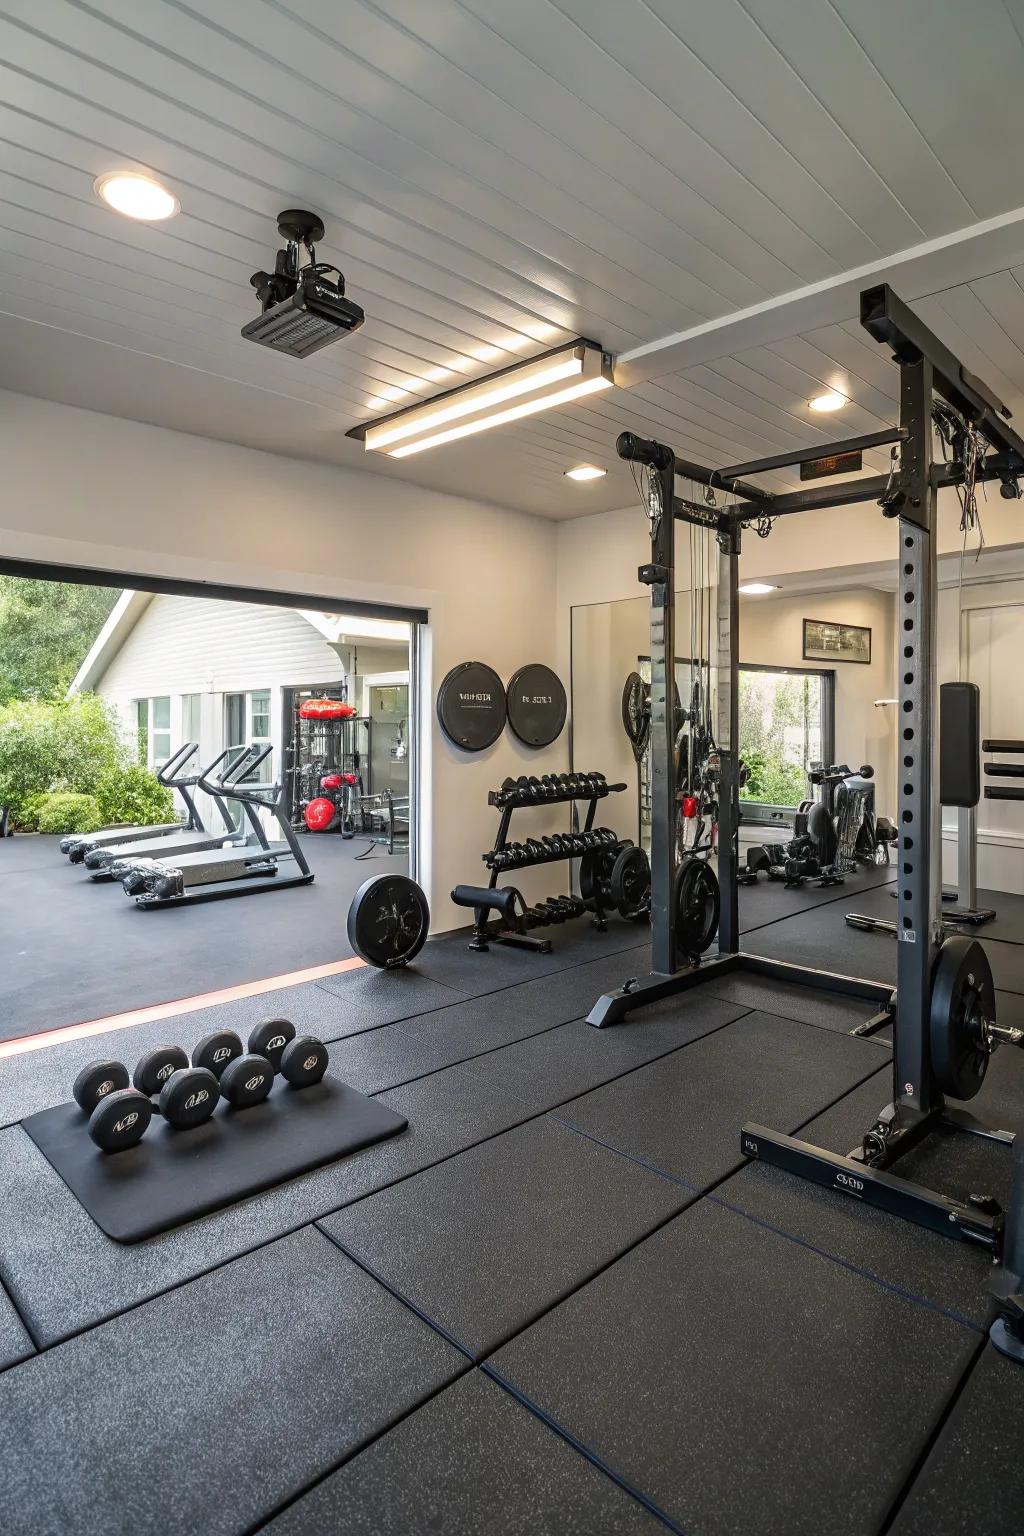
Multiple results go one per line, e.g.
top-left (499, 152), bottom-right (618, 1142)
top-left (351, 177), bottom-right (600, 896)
top-left (224, 689), bottom-right (272, 781)
top-left (135, 696), bottom-right (171, 769)
top-left (181, 693), bottom-right (202, 756)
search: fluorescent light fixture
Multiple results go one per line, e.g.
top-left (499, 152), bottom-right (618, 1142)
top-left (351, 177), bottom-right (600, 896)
top-left (738, 582), bottom-right (779, 595)
top-left (94, 171), bottom-right (179, 221)
top-left (808, 390), bottom-right (846, 412)
top-left (565, 465), bottom-right (606, 481)
top-left (357, 342), bottom-right (614, 458)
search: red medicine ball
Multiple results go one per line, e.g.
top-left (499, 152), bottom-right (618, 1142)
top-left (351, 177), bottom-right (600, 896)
top-left (304, 797), bottom-right (337, 833)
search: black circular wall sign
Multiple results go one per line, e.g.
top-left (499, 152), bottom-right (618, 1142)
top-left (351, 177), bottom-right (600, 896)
top-left (506, 664), bottom-right (567, 748)
top-left (436, 661), bottom-right (506, 751)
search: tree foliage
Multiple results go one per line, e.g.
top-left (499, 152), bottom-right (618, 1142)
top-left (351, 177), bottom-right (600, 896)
top-left (0, 695), bottom-right (172, 831)
top-left (0, 577), bottom-right (118, 704)
top-left (739, 671), bottom-right (818, 807)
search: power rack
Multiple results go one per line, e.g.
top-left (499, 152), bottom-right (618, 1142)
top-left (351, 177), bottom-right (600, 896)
top-left (590, 282), bottom-right (1024, 1257)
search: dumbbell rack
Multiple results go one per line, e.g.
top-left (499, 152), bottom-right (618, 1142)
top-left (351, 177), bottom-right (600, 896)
top-left (479, 774), bottom-right (626, 952)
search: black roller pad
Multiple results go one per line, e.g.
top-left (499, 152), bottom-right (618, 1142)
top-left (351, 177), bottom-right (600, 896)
top-left (23, 1076), bottom-right (408, 1243)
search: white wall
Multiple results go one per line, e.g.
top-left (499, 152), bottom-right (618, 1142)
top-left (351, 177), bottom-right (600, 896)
top-left (0, 390), bottom-right (565, 927)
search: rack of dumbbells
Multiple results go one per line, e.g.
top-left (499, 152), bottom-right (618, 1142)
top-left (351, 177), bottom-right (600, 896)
top-left (22, 1018), bottom-right (408, 1242)
top-left (450, 771), bottom-right (649, 955)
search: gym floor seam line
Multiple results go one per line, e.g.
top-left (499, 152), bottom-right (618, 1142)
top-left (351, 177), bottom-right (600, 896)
top-left (479, 1365), bottom-right (687, 1536)
top-left (703, 1191), bottom-right (985, 1335)
top-left (0, 956), bottom-right (370, 1058)
top-left (874, 1330), bottom-right (990, 1536)
top-left (236, 1358), bottom-right (480, 1536)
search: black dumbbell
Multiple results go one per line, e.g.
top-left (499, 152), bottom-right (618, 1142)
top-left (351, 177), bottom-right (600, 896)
top-left (248, 1019), bottom-right (296, 1073)
top-left (134, 1044), bottom-right (220, 1131)
top-left (279, 1035), bottom-right (330, 1088)
top-left (73, 1059), bottom-right (148, 1154)
top-left (219, 1052), bottom-right (275, 1110)
top-left (192, 1029), bottom-right (244, 1078)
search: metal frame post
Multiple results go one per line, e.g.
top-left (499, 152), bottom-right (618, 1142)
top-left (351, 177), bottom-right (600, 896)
top-left (893, 354), bottom-right (942, 1119)
top-left (646, 457), bottom-right (678, 977)
top-left (716, 521), bottom-right (741, 954)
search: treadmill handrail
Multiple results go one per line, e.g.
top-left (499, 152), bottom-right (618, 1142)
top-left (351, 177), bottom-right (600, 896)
top-left (156, 742), bottom-right (199, 786)
top-left (196, 745), bottom-right (262, 797)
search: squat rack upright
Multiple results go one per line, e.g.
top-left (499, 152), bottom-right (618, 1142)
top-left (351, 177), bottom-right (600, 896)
top-left (591, 282), bottom-right (1024, 1252)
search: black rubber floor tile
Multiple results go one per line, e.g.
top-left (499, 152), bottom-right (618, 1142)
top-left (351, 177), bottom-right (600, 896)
top-left (314, 966), bottom-right (467, 1030)
top-left (554, 1011), bottom-right (884, 1191)
top-left (0, 1285), bottom-right (33, 1372)
top-left (699, 971), bottom-right (887, 1033)
top-left (739, 864), bottom-right (895, 934)
top-left (396, 949), bottom-right (662, 1068)
top-left (262, 1370), bottom-right (665, 1535)
top-left (0, 1058), bottom-right (541, 1346)
top-left (321, 1023), bottom-right (450, 1095)
top-left (411, 923), bottom-right (649, 996)
top-left (984, 936), bottom-right (1024, 996)
top-left (890, 1344), bottom-right (1024, 1536)
top-left (320, 1116), bottom-right (690, 1359)
top-left (488, 1199), bottom-right (978, 1536)
top-left (721, 1068), bottom-right (998, 1329)
top-left (742, 901), bottom-right (895, 985)
top-left (473, 996), bottom-right (750, 1116)
top-left (0, 983), bottom-right (356, 1130)
top-left (0, 1227), bottom-right (463, 1536)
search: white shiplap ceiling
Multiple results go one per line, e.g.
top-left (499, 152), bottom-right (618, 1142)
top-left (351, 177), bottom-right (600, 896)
top-left (4, 0), bottom-right (1024, 517)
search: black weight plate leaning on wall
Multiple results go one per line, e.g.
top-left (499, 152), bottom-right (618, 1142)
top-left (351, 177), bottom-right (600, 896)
top-left (506, 664), bottom-right (567, 748)
top-left (436, 661), bottom-right (506, 751)
top-left (347, 874), bottom-right (431, 969)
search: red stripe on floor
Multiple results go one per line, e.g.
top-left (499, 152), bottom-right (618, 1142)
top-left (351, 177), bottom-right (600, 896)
top-left (0, 955), bottom-right (367, 1058)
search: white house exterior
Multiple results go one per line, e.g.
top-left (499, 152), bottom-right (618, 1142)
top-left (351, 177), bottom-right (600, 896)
top-left (70, 592), bottom-right (410, 823)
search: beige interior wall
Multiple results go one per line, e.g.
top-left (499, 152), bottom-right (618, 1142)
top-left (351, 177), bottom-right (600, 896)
top-left (0, 390), bottom-right (568, 927)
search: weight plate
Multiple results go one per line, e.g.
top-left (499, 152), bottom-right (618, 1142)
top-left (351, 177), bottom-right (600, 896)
top-left (506, 664), bottom-right (567, 749)
top-left (347, 874), bottom-right (430, 969)
top-left (930, 936), bottom-right (995, 1101)
top-left (158, 1067), bottom-right (220, 1129)
top-left (610, 844), bottom-right (651, 921)
top-left (579, 846), bottom-right (617, 906)
top-left (133, 1045), bottom-right (189, 1099)
top-left (88, 1089), bottom-right (152, 1153)
top-left (436, 661), bottom-right (506, 751)
top-left (248, 1018), bottom-right (297, 1072)
top-left (280, 1035), bottom-right (330, 1088)
top-left (73, 1058), bottom-right (129, 1115)
top-left (220, 1053), bottom-right (275, 1109)
top-left (621, 672), bottom-right (651, 761)
top-left (674, 859), bottom-right (721, 957)
top-left (191, 1030), bottom-right (244, 1078)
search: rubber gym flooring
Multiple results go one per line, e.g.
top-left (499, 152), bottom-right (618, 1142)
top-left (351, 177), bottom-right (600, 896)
top-left (0, 832), bottom-right (407, 1041)
top-left (1, 864), bottom-right (1022, 1533)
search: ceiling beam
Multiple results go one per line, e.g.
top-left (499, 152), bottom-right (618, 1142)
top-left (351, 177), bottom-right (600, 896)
top-left (615, 206), bottom-right (1024, 388)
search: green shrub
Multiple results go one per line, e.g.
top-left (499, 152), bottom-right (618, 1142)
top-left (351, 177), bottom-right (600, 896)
top-left (35, 792), bottom-right (103, 836)
top-left (95, 763), bottom-right (174, 827)
top-left (0, 694), bottom-right (124, 823)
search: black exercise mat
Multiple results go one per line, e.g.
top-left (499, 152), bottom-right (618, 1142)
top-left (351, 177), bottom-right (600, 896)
top-left (23, 1076), bottom-right (408, 1243)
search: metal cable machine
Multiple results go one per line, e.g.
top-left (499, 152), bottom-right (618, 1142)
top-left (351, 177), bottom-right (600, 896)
top-left (591, 283), bottom-right (1024, 1256)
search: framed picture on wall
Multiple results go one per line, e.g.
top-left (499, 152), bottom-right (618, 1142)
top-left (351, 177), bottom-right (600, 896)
top-left (802, 618), bottom-right (871, 665)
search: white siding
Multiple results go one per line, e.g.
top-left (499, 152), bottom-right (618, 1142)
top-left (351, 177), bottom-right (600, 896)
top-left (95, 596), bottom-right (351, 822)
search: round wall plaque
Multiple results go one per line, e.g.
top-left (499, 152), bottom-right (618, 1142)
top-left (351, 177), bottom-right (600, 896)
top-left (506, 663), bottom-right (567, 748)
top-left (436, 661), bottom-right (506, 751)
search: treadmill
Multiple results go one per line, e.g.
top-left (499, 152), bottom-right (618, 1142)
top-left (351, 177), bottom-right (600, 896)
top-left (122, 745), bottom-right (314, 907)
top-left (62, 742), bottom-right (201, 863)
top-left (85, 746), bottom-right (260, 878)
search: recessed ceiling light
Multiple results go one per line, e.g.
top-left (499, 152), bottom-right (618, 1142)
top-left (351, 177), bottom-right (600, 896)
top-left (808, 390), bottom-right (846, 412)
top-left (738, 582), bottom-right (779, 595)
top-left (94, 171), bottom-right (179, 221)
top-left (565, 465), bottom-right (606, 481)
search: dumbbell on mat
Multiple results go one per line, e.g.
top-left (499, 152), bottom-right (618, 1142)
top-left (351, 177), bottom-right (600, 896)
top-left (248, 1018), bottom-right (330, 1089)
top-left (74, 1051), bottom-right (220, 1153)
top-left (190, 1029), bottom-right (274, 1109)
